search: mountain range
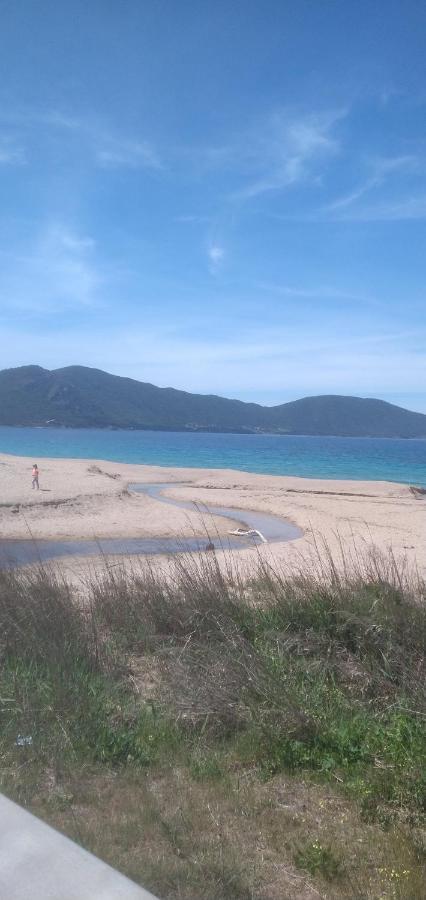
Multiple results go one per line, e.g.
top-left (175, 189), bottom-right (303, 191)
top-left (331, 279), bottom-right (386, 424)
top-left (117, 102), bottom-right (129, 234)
top-left (0, 365), bottom-right (425, 438)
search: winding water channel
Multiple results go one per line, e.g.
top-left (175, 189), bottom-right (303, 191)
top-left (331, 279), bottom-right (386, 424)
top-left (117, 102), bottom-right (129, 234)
top-left (0, 482), bottom-right (302, 568)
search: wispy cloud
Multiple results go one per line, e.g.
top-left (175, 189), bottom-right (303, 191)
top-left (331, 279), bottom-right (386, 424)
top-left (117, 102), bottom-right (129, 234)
top-left (329, 195), bottom-right (426, 222)
top-left (95, 136), bottom-right (161, 170)
top-left (256, 281), bottom-right (380, 306)
top-left (49, 112), bottom-right (162, 170)
top-left (5, 109), bottom-right (162, 171)
top-left (0, 135), bottom-right (26, 165)
top-left (0, 224), bottom-right (103, 312)
top-left (183, 108), bottom-right (345, 201)
top-left (207, 242), bottom-right (225, 274)
top-left (327, 154), bottom-right (420, 213)
top-left (231, 108), bottom-right (345, 200)
top-left (176, 214), bottom-right (212, 224)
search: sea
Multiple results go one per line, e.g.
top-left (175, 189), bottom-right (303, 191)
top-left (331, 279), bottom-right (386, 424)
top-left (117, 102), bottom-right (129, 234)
top-left (0, 426), bottom-right (425, 486)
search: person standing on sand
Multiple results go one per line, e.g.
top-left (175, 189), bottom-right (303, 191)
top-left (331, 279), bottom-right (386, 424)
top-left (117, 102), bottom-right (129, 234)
top-left (32, 463), bottom-right (39, 490)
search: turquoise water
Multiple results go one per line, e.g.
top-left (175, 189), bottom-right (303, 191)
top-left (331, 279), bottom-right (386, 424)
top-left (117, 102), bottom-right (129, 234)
top-left (0, 426), bottom-right (425, 485)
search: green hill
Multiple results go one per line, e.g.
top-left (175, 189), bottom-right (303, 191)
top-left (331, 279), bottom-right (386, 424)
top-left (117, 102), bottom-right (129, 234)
top-left (0, 365), bottom-right (425, 437)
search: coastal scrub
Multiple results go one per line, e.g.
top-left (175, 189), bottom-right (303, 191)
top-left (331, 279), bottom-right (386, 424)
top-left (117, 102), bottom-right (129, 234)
top-left (0, 550), bottom-right (425, 898)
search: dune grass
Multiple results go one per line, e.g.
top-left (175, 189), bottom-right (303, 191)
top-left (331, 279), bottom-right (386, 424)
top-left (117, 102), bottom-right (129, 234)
top-left (0, 547), bottom-right (425, 898)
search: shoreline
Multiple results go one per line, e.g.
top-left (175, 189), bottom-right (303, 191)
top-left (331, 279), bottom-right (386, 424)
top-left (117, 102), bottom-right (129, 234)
top-left (0, 452), bottom-right (425, 575)
top-left (0, 431), bottom-right (425, 490)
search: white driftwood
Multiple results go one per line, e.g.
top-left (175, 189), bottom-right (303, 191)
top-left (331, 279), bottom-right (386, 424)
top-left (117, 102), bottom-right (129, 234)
top-left (228, 527), bottom-right (267, 543)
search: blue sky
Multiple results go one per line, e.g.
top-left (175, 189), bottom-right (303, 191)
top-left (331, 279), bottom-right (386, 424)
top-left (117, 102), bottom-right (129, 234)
top-left (1, 0), bottom-right (426, 411)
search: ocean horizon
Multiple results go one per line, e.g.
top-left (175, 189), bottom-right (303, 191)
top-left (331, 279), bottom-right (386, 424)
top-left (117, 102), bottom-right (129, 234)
top-left (0, 426), bottom-right (425, 486)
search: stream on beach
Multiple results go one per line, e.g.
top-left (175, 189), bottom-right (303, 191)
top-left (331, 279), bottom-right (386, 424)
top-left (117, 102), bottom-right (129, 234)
top-left (0, 482), bottom-right (302, 568)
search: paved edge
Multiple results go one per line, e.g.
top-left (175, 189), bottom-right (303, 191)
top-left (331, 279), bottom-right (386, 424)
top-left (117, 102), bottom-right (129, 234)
top-left (0, 793), bottom-right (159, 900)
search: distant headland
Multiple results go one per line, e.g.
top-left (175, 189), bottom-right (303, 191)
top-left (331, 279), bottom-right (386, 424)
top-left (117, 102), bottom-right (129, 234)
top-left (1, 364), bottom-right (426, 438)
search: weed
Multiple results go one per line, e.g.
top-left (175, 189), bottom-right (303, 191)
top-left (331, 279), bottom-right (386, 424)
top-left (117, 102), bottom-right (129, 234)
top-left (294, 839), bottom-right (343, 879)
top-left (189, 749), bottom-right (225, 782)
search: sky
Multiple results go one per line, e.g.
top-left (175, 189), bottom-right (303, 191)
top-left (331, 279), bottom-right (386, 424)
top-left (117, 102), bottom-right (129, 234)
top-left (1, 0), bottom-right (426, 411)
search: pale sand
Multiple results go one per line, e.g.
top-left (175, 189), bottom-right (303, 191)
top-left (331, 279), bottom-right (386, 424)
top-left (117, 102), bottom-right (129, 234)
top-left (0, 452), bottom-right (425, 577)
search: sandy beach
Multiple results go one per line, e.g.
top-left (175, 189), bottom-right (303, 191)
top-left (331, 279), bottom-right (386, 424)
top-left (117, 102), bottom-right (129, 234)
top-left (0, 452), bottom-right (425, 578)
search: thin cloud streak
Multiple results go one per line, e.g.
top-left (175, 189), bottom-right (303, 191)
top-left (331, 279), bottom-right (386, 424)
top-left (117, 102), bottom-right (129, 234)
top-left (95, 137), bottom-right (161, 170)
top-left (0, 108), bottom-right (162, 170)
top-left (184, 107), bottom-right (346, 201)
top-left (0, 135), bottom-right (26, 165)
top-left (176, 214), bottom-right (212, 224)
top-left (48, 112), bottom-right (163, 170)
top-left (326, 155), bottom-right (418, 212)
top-left (330, 196), bottom-right (426, 222)
top-left (231, 108), bottom-right (346, 200)
top-left (256, 281), bottom-right (380, 306)
top-left (0, 224), bottom-right (103, 312)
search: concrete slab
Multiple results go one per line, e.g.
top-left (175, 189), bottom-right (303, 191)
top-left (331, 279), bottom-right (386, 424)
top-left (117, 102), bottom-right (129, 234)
top-left (0, 793), bottom-right (159, 899)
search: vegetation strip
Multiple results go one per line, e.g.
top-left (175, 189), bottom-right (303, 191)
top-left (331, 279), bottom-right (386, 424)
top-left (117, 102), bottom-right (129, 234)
top-left (0, 548), bottom-right (425, 897)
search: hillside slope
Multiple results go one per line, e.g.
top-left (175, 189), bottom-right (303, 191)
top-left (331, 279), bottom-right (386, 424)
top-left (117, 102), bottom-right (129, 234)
top-left (0, 365), bottom-right (425, 437)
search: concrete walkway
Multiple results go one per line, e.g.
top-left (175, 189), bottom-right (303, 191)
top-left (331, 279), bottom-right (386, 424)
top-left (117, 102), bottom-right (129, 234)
top-left (0, 794), bottom-right (158, 899)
